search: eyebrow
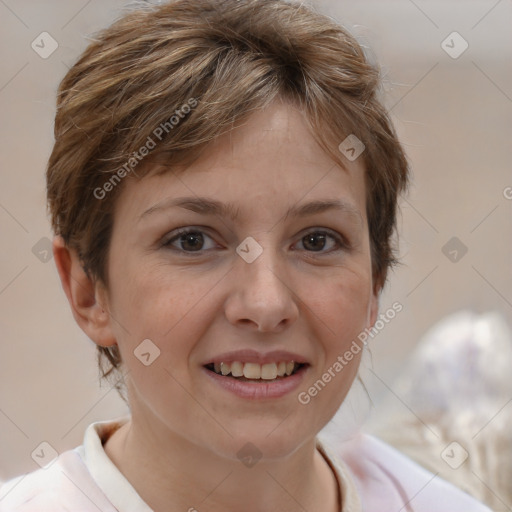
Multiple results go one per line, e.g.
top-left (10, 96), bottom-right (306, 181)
top-left (139, 196), bottom-right (363, 224)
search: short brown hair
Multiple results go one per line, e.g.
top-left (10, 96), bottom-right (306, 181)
top-left (46, 0), bottom-right (409, 385)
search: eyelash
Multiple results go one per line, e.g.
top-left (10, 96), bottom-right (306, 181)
top-left (161, 227), bottom-right (349, 256)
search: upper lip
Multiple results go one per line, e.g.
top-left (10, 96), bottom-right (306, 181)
top-left (203, 349), bottom-right (310, 366)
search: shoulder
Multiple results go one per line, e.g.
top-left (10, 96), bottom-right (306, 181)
top-left (0, 448), bottom-right (116, 512)
top-left (333, 433), bottom-right (493, 512)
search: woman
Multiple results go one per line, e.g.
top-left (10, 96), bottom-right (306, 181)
top-left (0, 0), bottom-right (492, 510)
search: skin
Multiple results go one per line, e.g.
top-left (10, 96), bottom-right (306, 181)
top-left (54, 97), bottom-right (379, 512)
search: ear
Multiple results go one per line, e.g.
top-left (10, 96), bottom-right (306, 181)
top-left (52, 235), bottom-right (116, 347)
top-left (367, 283), bottom-right (380, 329)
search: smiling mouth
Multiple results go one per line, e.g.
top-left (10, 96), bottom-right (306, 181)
top-left (204, 361), bottom-right (307, 381)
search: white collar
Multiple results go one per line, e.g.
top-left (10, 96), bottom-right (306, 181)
top-left (79, 416), bottom-right (153, 512)
top-left (79, 416), bottom-right (361, 512)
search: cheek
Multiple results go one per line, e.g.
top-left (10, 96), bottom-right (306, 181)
top-left (295, 274), bottom-right (371, 431)
top-left (108, 258), bottom-right (181, 327)
top-left (107, 261), bottom-right (217, 365)
top-left (309, 269), bottom-right (373, 344)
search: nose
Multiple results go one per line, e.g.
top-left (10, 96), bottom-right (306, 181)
top-left (224, 244), bottom-right (299, 333)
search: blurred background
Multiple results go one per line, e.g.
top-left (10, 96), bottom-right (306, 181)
top-left (0, 0), bottom-right (511, 509)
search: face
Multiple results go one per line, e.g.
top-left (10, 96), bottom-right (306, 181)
top-left (101, 98), bottom-right (378, 460)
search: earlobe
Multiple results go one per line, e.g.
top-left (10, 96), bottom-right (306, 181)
top-left (368, 286), bottom-right (380, 329)
top-left (52, 235), bottom-right (117, 347)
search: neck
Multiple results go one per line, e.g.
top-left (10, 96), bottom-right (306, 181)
top-left (104, 417), bottom-right (340, 512)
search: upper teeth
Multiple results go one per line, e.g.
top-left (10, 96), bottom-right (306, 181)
top-left (212, 361), bottom-right (296, 379)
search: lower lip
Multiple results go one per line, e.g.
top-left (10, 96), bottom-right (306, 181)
top-left (203, 366), bottom-right (308, 399)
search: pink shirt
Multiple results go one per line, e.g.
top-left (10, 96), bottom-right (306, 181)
top-left (0, 418), bottom-right (492, 511)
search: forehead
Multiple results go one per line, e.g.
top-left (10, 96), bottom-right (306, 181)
top-left (117, 99), bottom-right (367, 226)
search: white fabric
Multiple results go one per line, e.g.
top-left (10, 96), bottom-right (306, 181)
top-left (0, 418), bottom-right (493, 512)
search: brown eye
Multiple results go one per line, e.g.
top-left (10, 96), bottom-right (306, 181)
top-left (296, 230), bottom-right (345, 254)
top-left (302, 233), bottom-right (327, 251)
top-left (176, 231), bottom-right (204, 251)
top-left (163, 228), bottom-right (216, 253)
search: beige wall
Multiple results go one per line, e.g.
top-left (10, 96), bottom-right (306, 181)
top-left (1, 0), bottom-right (511, 482)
